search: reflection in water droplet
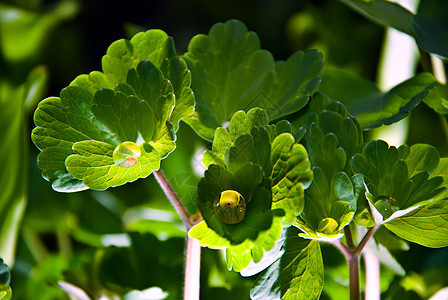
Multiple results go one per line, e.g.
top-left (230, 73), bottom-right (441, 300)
top-left (318, 217), bottom-right (339, 235)
top-left (113, 142), bottom-right (141, 168)
top-left (213, 190), bottom-right (246, 224)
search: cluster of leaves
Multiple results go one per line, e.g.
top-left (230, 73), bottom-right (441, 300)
top-left (31, 30), bottom-right (194, 191)
top-left (26, 11), bottom-right (448, 300)
top-left (189, 107), bottom-right (313, 271)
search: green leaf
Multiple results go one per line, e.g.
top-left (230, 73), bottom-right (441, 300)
top-left (195, 163), bottom-right (273, 245)
top-left (297, 170), bottom-right (356, 241)
top-left (251, 228), bottom-right (323, 300)
top-left (319, 67), bottom-right (436, 129)
top-left (70, 29), bottom-right (194, 132)
top-left (423, 82), bottom-right (448, 114)
top-left (271, 133), bottom-right (313, 226)
top-left (202, 108), bottom-right (271, 170)
top-left (0, 0), bottom-right (79, 62)
top-left (32, 63), bottom-right (174, 191)
top-left (189, 212), bottom-right (284, 272)
top-left (66, 141), bottom-right (160, 191)
top-left (1, 67), bottom-right (47, 264)
top-left (182, 19), bottom-right (323, 140)
top-left (402, 144), bottom-right (439, 177)
top-left (413, 14), bottom-right (448, 60)
top-left (385, 198), bottom-right (448, 248)
top-left (338, 0), bottom-right (414, 35)
top-left (351, 141), bottom-right (445, 219)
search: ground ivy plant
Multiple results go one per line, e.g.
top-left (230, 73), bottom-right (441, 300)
top-left (30, 18), bottom-right (448, 300)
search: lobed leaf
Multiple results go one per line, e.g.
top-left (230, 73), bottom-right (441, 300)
top-left (66, 141), bottom-right (160, 191)
top-left (32, 61), bottom-right (178, 191)
top-left (271, 133), bottom-right (313, 226)
top-left (250, 228), bottom-right (323, 300)
top-left (352, 141), bottom-right (445, 221)
top-left (320, 67), bottom-right (436, 129)
top-left (182, 19), bottom-right (323, 140)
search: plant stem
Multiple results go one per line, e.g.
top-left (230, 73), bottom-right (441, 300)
top-left (333, 225), bottom-right (380, 300)
top-left (184, 236), bottom-right (201, 300)
top-left (153, 169), bottom-right (202, 300)
top-left (354, 225), bottom-right (378, 257)
top-left (344, 226), bottom-right (355, 250)
top-left (153, 169), bottom-right (195, 229)
top-left (349, 255), bottom-right (360, 300)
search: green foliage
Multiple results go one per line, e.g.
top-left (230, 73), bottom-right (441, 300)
top-left (251, 228), bottom-right (324, 300)
top-left (338, 0), bottom-right (414, 35)
top-left (32, 29), bottom-right (195, 191)
top-left (0, 0), bottom-right (80, 63)
top-left (413, 14), bottom-right (448, 60)
top-left (352, 141), bottom-right (445, 220)
top-left (320, 67), bottom-right (436, 129)
top-left (424, 82), bottom-right (448, 114)
top-left (32, 67), bottom-right (169, 191)
top-left (294, 100), bottom-right (361, 240)
top-left (0, 65), bottom-right (48, 265)
top-left (190, 108), bottom-right (312, 271)
top-left (385, 198), bottom-right (448, 247)
top-left (182, 19), bottom-right (323, 140)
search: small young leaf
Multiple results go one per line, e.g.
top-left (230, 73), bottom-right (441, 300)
top-left (352, 141), bottom-right (445, 220)
top-left (251, 228), bottom-right (323, 300)
top-left (182, 19), bottom-right (323, 140)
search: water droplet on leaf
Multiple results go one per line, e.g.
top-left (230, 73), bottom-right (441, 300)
top-left (213, 190), bottom-right (246, 224)
top-left (113, 142), bottom-right (141, 168)
top-left (374, 196), bottom-right (398, 219)
top-left (318, 217), bottom-right (339, 235)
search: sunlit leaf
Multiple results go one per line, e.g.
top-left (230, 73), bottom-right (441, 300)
top-left (251, 228), bottom-right (323, 300)
top-left (385, 198), bottom-right (448, 248)
top-left (32, 61), bottom-right (176, 191)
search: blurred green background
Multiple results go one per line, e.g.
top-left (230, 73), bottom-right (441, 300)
top-left (1, 0), bottom-right (447, 299)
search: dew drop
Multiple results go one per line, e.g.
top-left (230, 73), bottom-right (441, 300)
top-left (318, 217), bottom-right (339, 235)
top-left (113, 141), bottom-right (141, 168)
top-left (213, 190), bottom-right (246, 224)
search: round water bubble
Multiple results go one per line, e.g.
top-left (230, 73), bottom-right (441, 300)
top-left (213, 190), bottom-right (246, 224)
top-left (318, 217), bottom-right (339, 235)
top-left (113, 142), bottom-right (141, 168)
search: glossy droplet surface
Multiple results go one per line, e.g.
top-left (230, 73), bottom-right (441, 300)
top-left (374, 196), bottom-right (398, 219)
top-left (318, 217), bottom-right (339, 235)
top-left (113, 142), bottom-right (141, 168)
top-left (213, 190), bottom-right (246, 224)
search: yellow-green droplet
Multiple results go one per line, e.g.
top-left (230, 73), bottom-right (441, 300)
top-left (113, 142), bottom-right (141, 168)
top-left (318, 217), bottom-right (339, 235)
top-left (213, 190), bottom-right (246, 224)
